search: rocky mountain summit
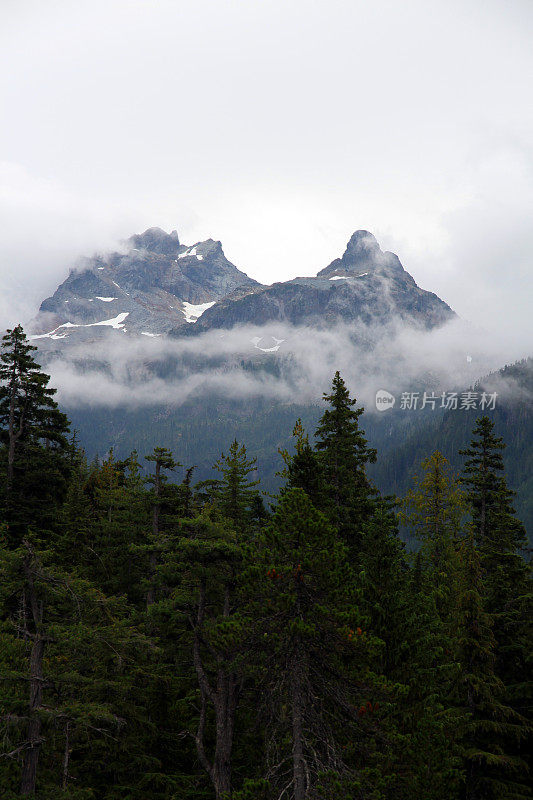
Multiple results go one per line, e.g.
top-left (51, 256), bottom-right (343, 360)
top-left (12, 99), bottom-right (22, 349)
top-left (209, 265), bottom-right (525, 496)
top-left (173, 230), bottom-right (455, 337)
top-left (30, 227), bottom-right (455, 348)
top-left (32, 227), bottom-right (260, 342)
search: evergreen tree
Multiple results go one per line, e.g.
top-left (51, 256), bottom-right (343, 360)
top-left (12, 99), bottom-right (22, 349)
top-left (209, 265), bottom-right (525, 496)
top-left (253, 488), bottom-right (385, 799)
top-left (83, 450), bottom-right (150, 602)
top-left (145, 447), bottom-right (179, 608)
top-left (401, 451), bottom-right (466, 561)
top-left (179, 465), bottom-right (198, 519)
top-left (0, 535), bottom-right (147, 798)
top-left (278, 419), bottom-right (324, 507)
top-left (0, 325), bottom-right (70, 543)
top-left (199, 439), bottom-right (261, 534)
top-left (460, 418), bottom-right (532, 795)
top-left (400, 451), bottom-right (467, 619)
top-left (361, 498), bottom-right (462, 799)
top-left (314, 371), bottom-right (376, 556)
top-left (454, 533), bottom-right (529, 800)
top-left (460, 417), bottom-right (524, 553)
top-left (160, 509), bottom-right (248, 800)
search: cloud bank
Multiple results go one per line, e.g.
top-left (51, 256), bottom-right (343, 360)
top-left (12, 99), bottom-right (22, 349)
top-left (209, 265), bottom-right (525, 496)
top-left (40, 316), bottom-right (531, 412)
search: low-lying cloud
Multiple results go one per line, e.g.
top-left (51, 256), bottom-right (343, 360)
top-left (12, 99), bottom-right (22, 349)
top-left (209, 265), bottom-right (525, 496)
top-left (40, 316), bottom-right (532, 412)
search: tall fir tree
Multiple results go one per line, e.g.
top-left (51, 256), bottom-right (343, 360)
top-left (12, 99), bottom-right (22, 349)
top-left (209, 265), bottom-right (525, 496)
top-left (0, 325), bottom-right (70, 543)
top-left (362, 497), bottom-right (462, 799)
top-left (160, 509), bottom-right (248, 800)
top-left (0, 534), bottom-right (149, 798)
top-left (278, 419), bottom-right (324, 508)
top-left (454, 533), bottom-right (530, 800)
top-left (198, 439), bottom-right (261, 535)
top-left (314, 371), bottom-right (376, 557)
top-left (400, 451), bottom-right (467, 620)
top-left (252, 488), bottom-right (386, 800)
top-left (145, 447), bottom-right (179, 609)
top-left (460, 418), bottom-right (532, 795)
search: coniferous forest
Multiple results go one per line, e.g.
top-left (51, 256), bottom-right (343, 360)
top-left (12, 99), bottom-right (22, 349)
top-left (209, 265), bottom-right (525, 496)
top-left (0, 325), bottom-right (531, 800)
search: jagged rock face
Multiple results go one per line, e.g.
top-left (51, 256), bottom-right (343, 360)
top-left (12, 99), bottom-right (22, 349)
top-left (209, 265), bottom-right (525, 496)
top-left (174, 230), bottom-right (455, 337)
top-left (317, 230), bottom-right (405, 277)
top-left (33, 228), bottom-right (260, 340)
top-left (128, 227), bottom-right (180, 255)
top-left (31, 228), bottom-right (455, 350)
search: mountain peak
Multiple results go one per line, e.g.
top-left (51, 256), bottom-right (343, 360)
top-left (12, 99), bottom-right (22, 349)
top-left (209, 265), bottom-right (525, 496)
top-left (317, 230), bottom-right (404, 277)
top-left (345, 230), bottom-right (379, 255)
top-left (32, 227), bottom-right (259, 341)
top-left (128, 227), bottom-right (180, 255)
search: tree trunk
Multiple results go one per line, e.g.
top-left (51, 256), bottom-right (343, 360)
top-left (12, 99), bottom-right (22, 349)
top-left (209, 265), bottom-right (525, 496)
top-left (146, 461), bottom-right (161, 608)
top-left (212, 669), bottom-right (236, 799)
top-left (7, 372), bottom-right (18, 490)
top-left (193, 581), bottom-right (238, 800)
top-left (20, 633), bottom-right (45, 795)
top-left (20, 559), bottom-right (46, 796)
top-left (291, 656), bottom-right (307, 800)
top-left (62, 721), bottom-right (70, 791)
top-left (6, 338), bottom-right (26, 492)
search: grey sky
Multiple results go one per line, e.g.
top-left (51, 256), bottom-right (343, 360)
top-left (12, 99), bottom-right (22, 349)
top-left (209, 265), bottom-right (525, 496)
top-left (1, 0), bottom-right (532, 348)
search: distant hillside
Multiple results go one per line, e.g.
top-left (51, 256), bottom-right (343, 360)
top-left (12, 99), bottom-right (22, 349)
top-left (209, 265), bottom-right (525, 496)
top-left (372, 358), bottom-right (533, 542)
top-left (66, 359), bottom-right (532, 545)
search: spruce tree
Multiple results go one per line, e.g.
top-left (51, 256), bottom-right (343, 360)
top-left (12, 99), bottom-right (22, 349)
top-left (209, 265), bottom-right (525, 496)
top-left (161, 509), bottom-right (248, 800)
top-left (157, 443), bottom-right (261, 799)
top-left (83, 450), bottom-right (150, 603)
top-left (253, 488), bottom-right (385, 799)
top-left (145, 447), bottom-right (179, 608)
top-left (400, 451), bottom-right (467, 619)
top-left (454, 533), bottom-right (529, 800)
top-left (0, 535), bottom-right (147, 798)
top-left (0, 325), bottom-right (70, 543)
top-left (460, 418), bottom-right (532, 795)
top-left (362, 498), bottom-right (462, 798)
top-left (199, 439), bottom-right (261, 534)
top-left (279, 418), bottom-right (324, 507)
top-left (314, 371), bottom-right (376, 556)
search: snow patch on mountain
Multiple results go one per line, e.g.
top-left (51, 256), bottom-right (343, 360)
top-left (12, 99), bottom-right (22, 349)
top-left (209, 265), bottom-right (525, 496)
top-left (329, 273), bottom-right (368, 281)
top-left (90, 312), bottom-right (129, 329)
top-left (31, 312), bottom-right (130, 340)
top-left (178, 246), bottom-right (204, 261)
top-left (182, 301), bottom-right (215, 323)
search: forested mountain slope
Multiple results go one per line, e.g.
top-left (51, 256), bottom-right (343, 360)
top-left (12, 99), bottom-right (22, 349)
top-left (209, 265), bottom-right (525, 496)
top-left (66, 359), bottom-right (533, 541)
top-left (372, 358), bottom-right (533, 539)
top-left (1, 328), bottom-right (531, 799)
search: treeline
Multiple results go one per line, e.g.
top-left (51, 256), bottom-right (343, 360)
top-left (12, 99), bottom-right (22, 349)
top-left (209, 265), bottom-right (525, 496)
top-left (0, 325), bottom-right (531, 800)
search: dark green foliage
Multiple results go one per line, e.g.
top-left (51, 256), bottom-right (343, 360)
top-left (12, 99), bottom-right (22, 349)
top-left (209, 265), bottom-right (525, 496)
top-left (197, 439), bottom-right (261, 534)
top-left (460, 417), bottom-right (532, 798)
top-left (280, 419), bottom-right (324, 507)
top-left (0, 536), bottom-right (149, 798)
top-left (253, 488), bottom-right (386, 799)
top-left (0, 339), bottom-right (531, 799)
top-left (314, 371), bottom-right (377, 556)
top-left (0, 325), bottom-right (70, 543)
top-left (454, 534), bottom-right (530, 800)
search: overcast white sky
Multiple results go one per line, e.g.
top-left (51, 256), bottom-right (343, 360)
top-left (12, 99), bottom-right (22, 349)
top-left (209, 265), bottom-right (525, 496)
top-left (1, 0), bottom-right (532, 348)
